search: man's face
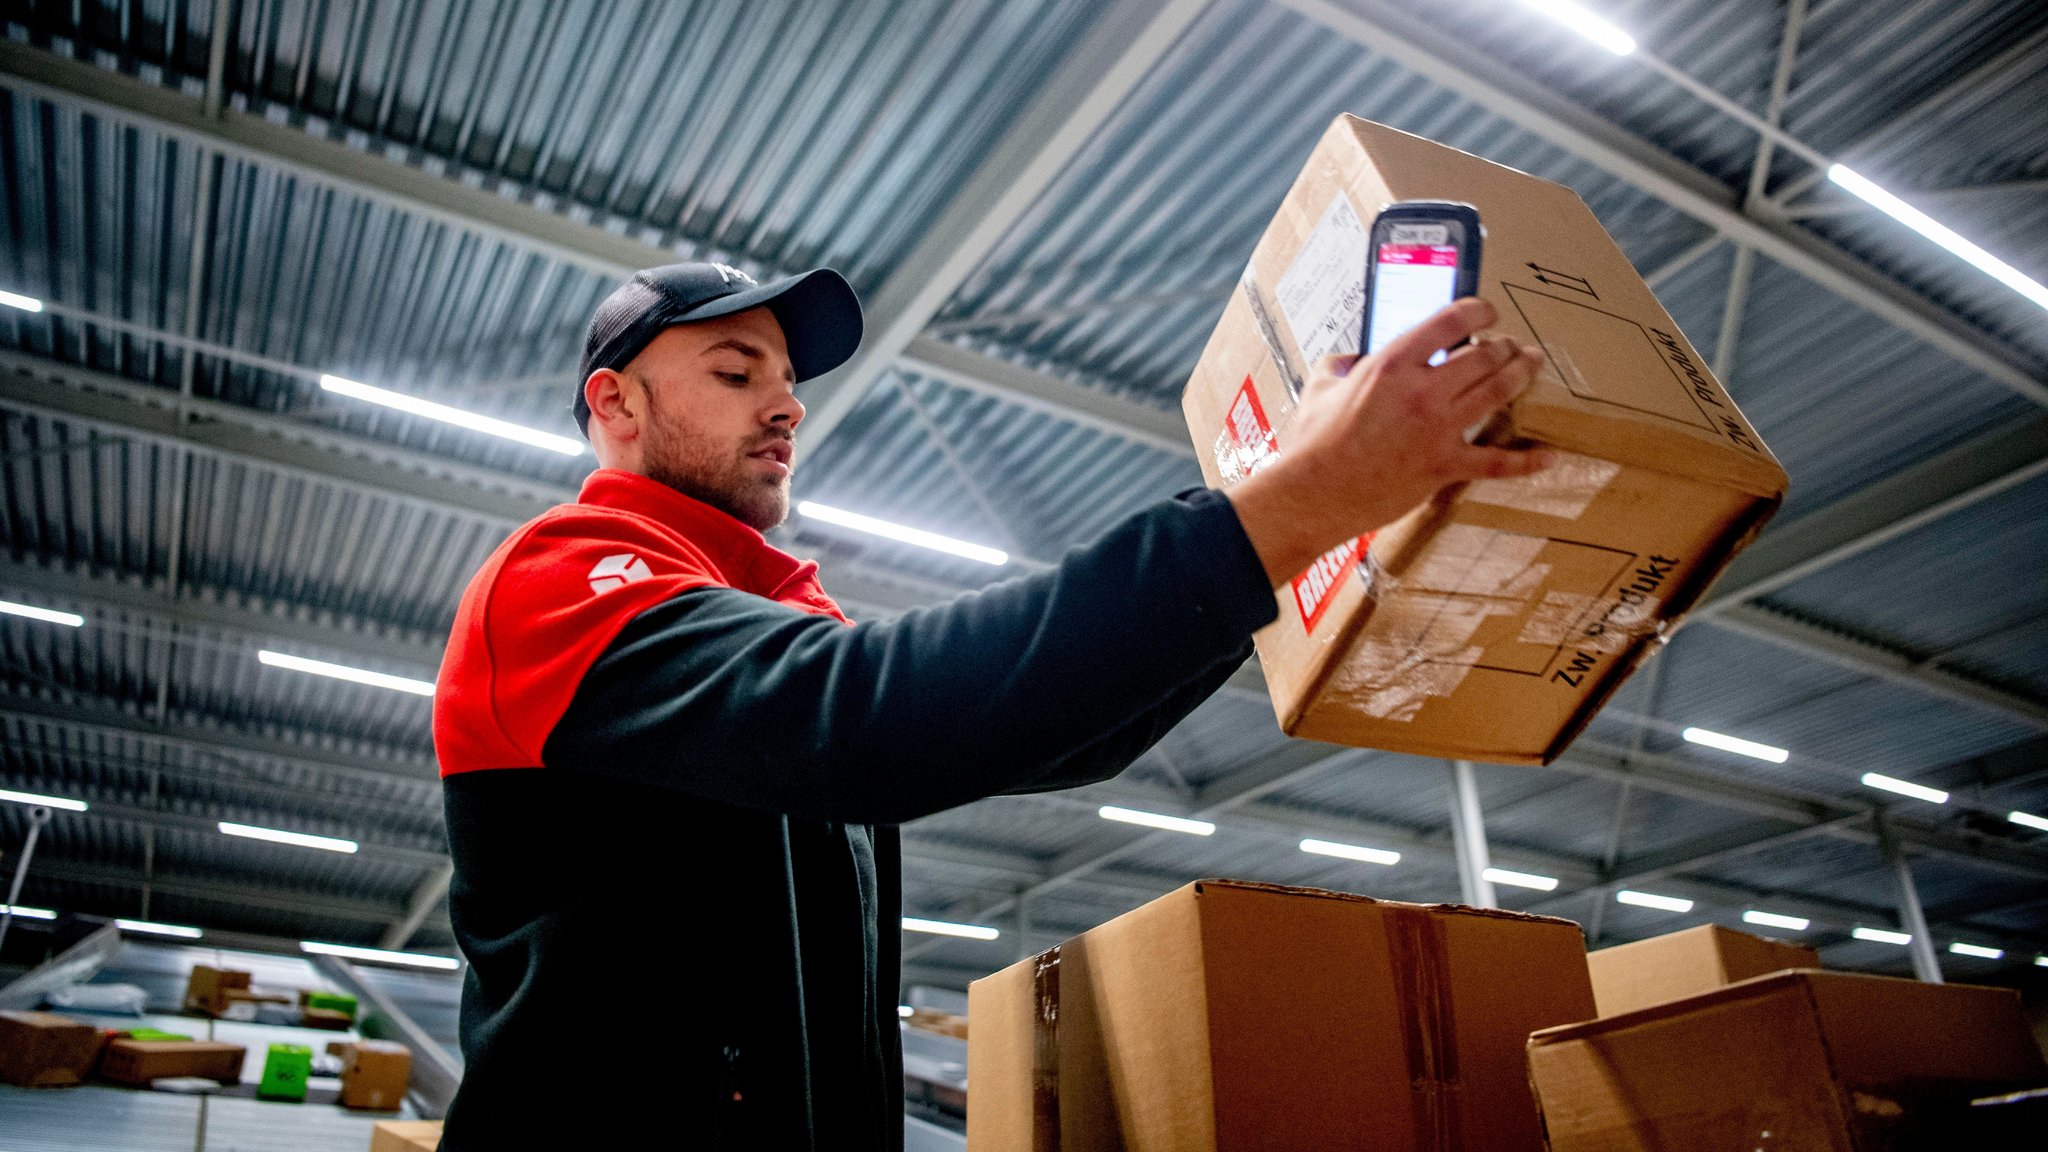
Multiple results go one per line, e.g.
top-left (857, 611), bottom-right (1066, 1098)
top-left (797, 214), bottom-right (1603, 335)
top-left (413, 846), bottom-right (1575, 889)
top-left (620, 307), bottom-right (802, 531)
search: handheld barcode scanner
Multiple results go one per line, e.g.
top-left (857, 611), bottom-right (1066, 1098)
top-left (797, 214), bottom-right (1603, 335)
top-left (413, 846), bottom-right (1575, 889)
top-left (1361, 201), bottom-right (1484, 362)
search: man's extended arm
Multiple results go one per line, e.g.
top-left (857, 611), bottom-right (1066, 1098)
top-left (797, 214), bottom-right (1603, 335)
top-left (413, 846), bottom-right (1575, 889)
top-left (542, 490), bottom-right (1273, 825)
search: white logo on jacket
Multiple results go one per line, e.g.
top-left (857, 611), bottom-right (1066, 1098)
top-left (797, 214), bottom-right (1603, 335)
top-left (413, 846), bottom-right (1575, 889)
top-left (588, 553), bottom-right (653, 594)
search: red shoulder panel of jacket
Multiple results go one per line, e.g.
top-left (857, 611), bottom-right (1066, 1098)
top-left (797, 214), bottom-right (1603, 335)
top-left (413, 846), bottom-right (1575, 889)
top-left (434, 505), bottom-right (729, 776)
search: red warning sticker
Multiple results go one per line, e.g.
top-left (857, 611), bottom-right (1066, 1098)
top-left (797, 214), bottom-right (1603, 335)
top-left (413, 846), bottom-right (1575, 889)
top-left (1218, 376), bottom-right (1367, 635)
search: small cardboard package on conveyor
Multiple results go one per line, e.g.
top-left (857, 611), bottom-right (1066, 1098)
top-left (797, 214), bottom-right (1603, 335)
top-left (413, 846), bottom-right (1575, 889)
top-left (1527, 969), bottom-right (2048, 1150)
top-left (1586, 922), bottom-right (1819, 1017)
top-left (966, 879), bottom-right (1595, 1151)
top-left (1182, 115), bottom-right (1788, 764)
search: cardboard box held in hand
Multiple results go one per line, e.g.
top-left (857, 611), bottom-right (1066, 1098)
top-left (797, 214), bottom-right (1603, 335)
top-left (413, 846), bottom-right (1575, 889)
top-left (968, 879), bottom-right (1596, 1151)
top-left (1184, 116), bottom-right (1787, 764)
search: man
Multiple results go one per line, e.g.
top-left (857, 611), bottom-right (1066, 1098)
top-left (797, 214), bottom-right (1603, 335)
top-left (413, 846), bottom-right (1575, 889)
top-left (432, 262), bottom-right (1547, 1148)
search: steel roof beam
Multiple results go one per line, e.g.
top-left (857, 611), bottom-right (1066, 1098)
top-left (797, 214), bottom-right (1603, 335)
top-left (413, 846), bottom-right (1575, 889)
top-left (0, 45), bottom-right (1179, 460)
top-left (898, 336), bottom-right (1194, 459)
top-left (1275, 0), bottom-right (2048, 408)
top-left (381, 860), bottom-right (456, 951)
top-left (1701, 414), bottom-right (2048, 618)
top-left (1711, 603), bottom-right (2048, 731)
top-left (790, 0), bottom-right (1215, 451)
top-left (1766, 20), bottom-right (2048, 208)
top-left (24, 857), bottom-right (432, 930)
top-left (0, 554), bottom-right (445, 673)
top-left (0, 691), bottom-right (436, 786)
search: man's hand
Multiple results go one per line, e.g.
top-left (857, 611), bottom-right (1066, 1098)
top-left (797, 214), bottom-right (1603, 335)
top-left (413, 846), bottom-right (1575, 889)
top-left (1225, 297), bottom-right (1553, 588)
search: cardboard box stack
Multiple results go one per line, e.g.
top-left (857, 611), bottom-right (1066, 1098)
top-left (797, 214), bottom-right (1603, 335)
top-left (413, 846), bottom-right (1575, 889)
top-left (341, 1039), bottom-right (414, 1111)
top-left (0, 1010), bottom-right (105, 1087)
top-left (1586, 922), bottom-right (1818, 1016)
top-left (1182, 115), bottom-right (1787, 764)
top-left (968, 879), bottom-right (1595, 1151)
top-left (1528, 970), bottom-right (2048, 1150)
top-left (99, 1038), bottom-right (247, 1086)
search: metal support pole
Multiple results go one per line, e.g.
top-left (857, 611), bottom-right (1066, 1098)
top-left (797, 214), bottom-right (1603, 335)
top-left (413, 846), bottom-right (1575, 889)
top-left (0, 806), bottom-right (55, 952)
top-left (1448, 761), bottom-right (1498, 908)
top-left (1875, 811), bottom-right (1942, 984)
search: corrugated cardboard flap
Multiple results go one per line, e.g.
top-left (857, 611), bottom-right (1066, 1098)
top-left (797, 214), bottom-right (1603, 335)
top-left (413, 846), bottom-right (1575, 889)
top-left (1504, 398), bottom-right (1788, 501)
top-left (1191, 878), bottom-right (1585, 929)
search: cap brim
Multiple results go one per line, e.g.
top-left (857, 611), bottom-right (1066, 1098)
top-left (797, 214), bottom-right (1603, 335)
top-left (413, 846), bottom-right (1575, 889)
top-left (675, 268), bottom-right (864, 382)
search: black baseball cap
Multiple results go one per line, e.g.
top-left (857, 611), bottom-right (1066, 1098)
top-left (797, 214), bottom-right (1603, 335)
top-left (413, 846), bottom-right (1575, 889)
top-left (574, 262), bottom-right (863, 435)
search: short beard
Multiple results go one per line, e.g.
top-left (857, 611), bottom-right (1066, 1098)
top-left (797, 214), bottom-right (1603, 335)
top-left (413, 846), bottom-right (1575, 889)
top-left (638, 386), bottom-right (789, 532)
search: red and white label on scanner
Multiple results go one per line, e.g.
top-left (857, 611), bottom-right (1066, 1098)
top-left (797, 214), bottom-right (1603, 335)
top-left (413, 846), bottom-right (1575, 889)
top-left (1215, 376), bottom-right (1369, 635)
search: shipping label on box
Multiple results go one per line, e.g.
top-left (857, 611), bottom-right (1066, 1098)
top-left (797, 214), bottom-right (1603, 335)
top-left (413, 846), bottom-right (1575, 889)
top-left (1184, 116), bottom-right (1788, 764)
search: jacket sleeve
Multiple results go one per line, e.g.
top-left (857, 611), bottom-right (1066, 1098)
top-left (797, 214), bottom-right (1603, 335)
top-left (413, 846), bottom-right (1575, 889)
top-left (541, 489), bottom-right (1278, 824)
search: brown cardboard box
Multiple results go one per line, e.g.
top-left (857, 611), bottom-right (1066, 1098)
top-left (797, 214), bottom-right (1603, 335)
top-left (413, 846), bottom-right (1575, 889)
top-left (967, 879), bottom-right (1594, 1151)
top-left (368, 1119), bottom-right (442, 1152)
top-left (340, 1039), bottom-right (412, 1111)
top-left (1183, 116), bottom-right (1787, 764)
top-left (0, 1010), bottom-right (105, 1087)
top-left (1527, 970), bottom-right (2048, 1151)
top-left (183, 964), bottom-right (252, 1015)
top-left (98, 1038), bottom-right (247, 1085)
top-left (1587, 923), bottom-right (1819, 1017)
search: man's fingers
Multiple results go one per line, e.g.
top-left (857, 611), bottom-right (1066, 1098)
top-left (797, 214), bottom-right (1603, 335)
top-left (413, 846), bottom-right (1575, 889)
top-left (1382, 297), bottom-right (1496, 370)
top-left (1454, 444), bottom-right (1556, 482)
top-left (1448, 344), bottom-right (1544, 426)
top-left (1430, 335), bottom-right (1519, 392)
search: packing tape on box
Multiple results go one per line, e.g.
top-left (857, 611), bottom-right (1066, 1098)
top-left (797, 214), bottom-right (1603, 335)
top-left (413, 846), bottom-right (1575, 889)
top-left (1032, 945), bottom-right (1062, 1152)
top-left (1239, 266), bottom-right (1307, 399)
top-left (1460, 452), bottom-right (1621, 522)
top-left (1386, 905), bottom-right (1466, 1151)
top-left (1322, 524), bottom-right (1668, 722)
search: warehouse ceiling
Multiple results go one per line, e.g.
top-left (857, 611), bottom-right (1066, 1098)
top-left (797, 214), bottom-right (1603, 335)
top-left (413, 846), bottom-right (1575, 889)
top-left (0, 0), bottom-right (2044, 990)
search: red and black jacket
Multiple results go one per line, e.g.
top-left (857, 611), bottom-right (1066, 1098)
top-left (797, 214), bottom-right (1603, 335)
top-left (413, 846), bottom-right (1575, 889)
top-left (433, 468), bottom-right (1275, 1150)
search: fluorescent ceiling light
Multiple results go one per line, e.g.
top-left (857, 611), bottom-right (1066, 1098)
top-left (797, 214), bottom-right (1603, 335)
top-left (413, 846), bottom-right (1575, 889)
top-left (0, 788), bottom-right (88, 812)
top-left (1301, 838), bottom-right (1401, 866)
top-left (218, 821), bottom-right (359, 854)
top-left (319, 373), bottom-right (584, 456)
top-left (1860, 772), bottom-right (1948, 804)
top-left (0, 904), bottom-right (56, 919)
top-left (1483, 867), bottom-right (1559, 891)
top-left (1615, 889), bottom-right (1693, 913)
top-left (897, 1004), bottom-right (916, 1018)
top-left (2035, 956), bottom-right (2048, 968)
top-left (1099, 805), bottom-right (1215, 836)
top-left (1742, 910), bottom-right (1810, 932)
top-left (902, 916), bottom-right (1000, 941)
top-left (1511, 0), bottom-right (1636, 55)
top-left (1947, 942), bottom-right (2003, 960)
top-left (1681, 726), bottom-right (1789, 764)
top-left (796, 501), bottom-right (1008, 566)
top-left (116, 919), bottom-right (203, 939)
top-left (2008, 810), bottom-right (2048, 833)
top-left (1852, 926), bottom-right (1911, 945)
top-left (0, 598), bottom-right (85, 627)
top-left (301, 941), bottom-right (461, 970)
top-left (258, 650), bottom-right (435, 697)
top-left (0, 290), bottom-right (42, 313)
top-left (1828, 166), bottom-right (2048, 313)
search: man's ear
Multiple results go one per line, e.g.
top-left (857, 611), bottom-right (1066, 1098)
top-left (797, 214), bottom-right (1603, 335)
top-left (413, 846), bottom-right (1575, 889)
top-left (584, 369), bottom-right (639, 438)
